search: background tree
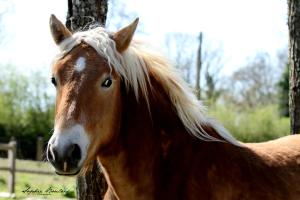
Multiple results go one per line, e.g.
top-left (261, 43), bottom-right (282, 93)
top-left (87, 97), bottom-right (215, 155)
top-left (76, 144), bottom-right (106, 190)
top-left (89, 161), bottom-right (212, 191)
top-left (278, 64), bottom-right (289, 117)
top-left (222, 54), bottom-right (278, 109)
top-left (164, 33), bottom-right (195, 83)
top-left (202, 44), bottom-right (224, 104)
top-left (277, 49), bottom-right (289, 117)
top-left (66, 0), bottom-right (108, 199)
top-left (164, 32), bottom-right (224, 102)
top-left (288, 0), bottom-right (300, 134)
top-left (195, 32), bottom-right (203, 99)
top-left (0, 66), bottom-right (54, 158)
top-left (66, 0), bottom-right (107, 31)
top-left (204, 62), bottom-right (222, 104)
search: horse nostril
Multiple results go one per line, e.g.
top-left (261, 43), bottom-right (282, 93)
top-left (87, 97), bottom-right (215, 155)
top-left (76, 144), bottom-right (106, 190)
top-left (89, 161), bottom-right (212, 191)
top-left (67, 144), bottom-right (81, 161)
top-left (47, 144), bottom-right (58, 162)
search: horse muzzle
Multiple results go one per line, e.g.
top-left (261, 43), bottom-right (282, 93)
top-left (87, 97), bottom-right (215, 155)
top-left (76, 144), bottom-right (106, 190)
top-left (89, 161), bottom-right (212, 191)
top-left (47, 124), bottom-right (90, 176)
top-left (47, 142), bottom-right (81, 175)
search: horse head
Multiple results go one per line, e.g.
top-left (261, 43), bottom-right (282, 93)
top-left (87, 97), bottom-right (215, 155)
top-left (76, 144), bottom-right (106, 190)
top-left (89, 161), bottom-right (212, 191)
top-left (47, 15), bottom-right (138, 175)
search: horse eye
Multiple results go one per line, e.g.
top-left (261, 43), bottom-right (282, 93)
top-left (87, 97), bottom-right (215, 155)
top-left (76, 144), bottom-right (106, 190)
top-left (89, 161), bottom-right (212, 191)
top-left (51, 77), bottom-right (57, 86)
top-left (101, 77), bottom-right (112, 88)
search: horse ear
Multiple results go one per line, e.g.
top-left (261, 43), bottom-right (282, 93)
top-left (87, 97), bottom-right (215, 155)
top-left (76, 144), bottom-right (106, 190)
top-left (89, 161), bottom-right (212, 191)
top-left (49, 14), bottom-right (72, 45)
top-left (113, 18), bottom-right (139, 53)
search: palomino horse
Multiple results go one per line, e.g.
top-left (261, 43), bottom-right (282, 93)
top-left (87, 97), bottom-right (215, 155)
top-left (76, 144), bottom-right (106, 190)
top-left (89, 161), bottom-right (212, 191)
top-left (47, 14), bottom-right (300, 200)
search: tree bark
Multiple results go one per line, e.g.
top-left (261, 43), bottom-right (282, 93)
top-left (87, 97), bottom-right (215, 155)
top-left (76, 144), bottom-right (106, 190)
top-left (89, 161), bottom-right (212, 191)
top-left (66, 0), bottom-right (108, 199)
top-left (66, 0), bottom-right (108, 31)
top-left (76, 162), bottom-right (107, 200)
top-left (288, 0), bottom-right (300, 134)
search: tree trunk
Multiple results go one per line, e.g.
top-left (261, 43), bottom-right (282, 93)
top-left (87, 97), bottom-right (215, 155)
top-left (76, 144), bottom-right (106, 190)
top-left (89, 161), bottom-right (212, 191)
top-left (66, 0), bottom-right (108, 31)
top-left (195, 32), bottom-right (202, 99)
top-left (76, 161), bottom-right (107, 200)
top-left (288, 0), bottom-right (300, 134)
top-left (66, 0), bottom-right (108, 199)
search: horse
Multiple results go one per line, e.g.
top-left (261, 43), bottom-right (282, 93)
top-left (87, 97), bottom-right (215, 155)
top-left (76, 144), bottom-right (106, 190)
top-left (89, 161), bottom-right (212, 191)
top-left (47, 14), bottom-right (300, 200)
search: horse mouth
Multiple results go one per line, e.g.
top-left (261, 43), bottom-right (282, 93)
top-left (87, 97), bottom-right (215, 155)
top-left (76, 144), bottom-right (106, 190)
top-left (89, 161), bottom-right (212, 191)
top-left (55, 169), bottom-right (80, 176)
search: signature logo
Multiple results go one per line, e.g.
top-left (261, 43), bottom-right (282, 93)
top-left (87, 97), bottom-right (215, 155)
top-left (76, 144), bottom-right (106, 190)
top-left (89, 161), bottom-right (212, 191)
top-left (22, 186), bottom-right (71, 196)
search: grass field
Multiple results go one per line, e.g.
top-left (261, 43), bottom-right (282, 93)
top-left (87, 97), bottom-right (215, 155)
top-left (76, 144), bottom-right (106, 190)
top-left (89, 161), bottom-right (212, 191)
top-left (0, 158), bottom-right (76, 199)
top-left (208, 105), bottom-right (290, 142)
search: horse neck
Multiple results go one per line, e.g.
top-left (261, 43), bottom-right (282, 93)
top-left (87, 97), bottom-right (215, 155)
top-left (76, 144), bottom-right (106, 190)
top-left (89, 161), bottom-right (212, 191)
top-left (116, 76), bottom-right (192, 169)
top-left (97, 76), bottom-right (197, 197)
top-left (96, 75), bottom-right (284, 198)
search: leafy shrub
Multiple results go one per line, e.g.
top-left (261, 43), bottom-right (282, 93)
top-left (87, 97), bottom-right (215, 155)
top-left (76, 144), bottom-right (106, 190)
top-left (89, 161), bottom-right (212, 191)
top-left (208, 104), bottom-right (289, 142)
top-left (63, 185), bottom-right (76, 198)
top-left (0, 66), bottom-right (54, 159)
top-left (0, 177), bottom-right (6, 186)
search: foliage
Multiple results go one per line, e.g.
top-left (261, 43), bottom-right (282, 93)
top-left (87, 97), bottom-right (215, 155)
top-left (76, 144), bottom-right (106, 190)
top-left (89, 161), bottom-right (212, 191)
top-left (208, 104), bottom-right (289, 142)
top-left (63, 187), bottom-right (76, 198)
top-left (0, 65), bottom-right (54, 159)
top-left (278, 64), bottom-right (289, 117)
top-left (0, 177), bottom-right (5, 186)
top-left (201, 41), bottom-right (224, 103)
top-left (204, 65), bottom-right (222, 104)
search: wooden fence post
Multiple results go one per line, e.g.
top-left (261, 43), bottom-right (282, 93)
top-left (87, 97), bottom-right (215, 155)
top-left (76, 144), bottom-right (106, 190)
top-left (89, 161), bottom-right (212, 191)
top-left (8, 140), bottom-right (16, 195)
top-left (36, 137), bottom-right (43, 161)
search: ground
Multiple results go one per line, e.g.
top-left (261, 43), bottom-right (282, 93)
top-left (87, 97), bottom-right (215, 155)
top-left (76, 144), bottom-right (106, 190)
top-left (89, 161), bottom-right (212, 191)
top-left (0, 158), bottom-right (76, 199)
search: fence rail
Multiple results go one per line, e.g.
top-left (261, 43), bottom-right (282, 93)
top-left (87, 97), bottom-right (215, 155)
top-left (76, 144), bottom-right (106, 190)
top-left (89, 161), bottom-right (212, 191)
top-left (0, 144), bottom-right (15, 150)
top-left (0, 140), bottom-right (16, 197)
top-left (0, 167), bottom-right (54, 175)
top-left (0, 139), bottom-right (53, 198)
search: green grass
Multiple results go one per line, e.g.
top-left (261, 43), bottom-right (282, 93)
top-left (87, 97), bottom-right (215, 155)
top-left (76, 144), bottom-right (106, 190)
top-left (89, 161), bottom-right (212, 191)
top-left (0, 104), bottom-right (290, 198)
top-left (208, 104), bottom-right (290, 142)
top-left (0, 158), bottom-right (76, 199)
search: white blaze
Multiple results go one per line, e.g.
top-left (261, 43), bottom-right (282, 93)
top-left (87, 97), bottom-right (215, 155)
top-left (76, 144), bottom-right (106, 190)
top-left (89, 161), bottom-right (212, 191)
top-left (67, 101), bottom-right (76, 119)
top-left (75, 57), bottom-right (86, 72)
top-left (48, 124), bottom-right (90, 167)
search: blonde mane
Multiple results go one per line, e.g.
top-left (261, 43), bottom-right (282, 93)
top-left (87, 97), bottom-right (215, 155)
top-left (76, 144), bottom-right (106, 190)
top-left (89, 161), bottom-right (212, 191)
top-left (56, 27), bottom-right (241, 146)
